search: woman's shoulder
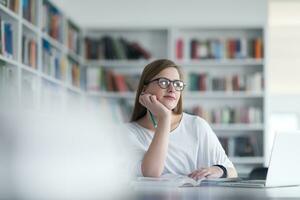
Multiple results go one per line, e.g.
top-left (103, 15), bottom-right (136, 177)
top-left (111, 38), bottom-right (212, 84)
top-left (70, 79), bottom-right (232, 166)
top-left (182, 112), bottom-right (209, 125)
top-left (124, 121), bottom-right (151, 135)
top-left (182, 112), bottom-right (212, 132)
top-left (124, 121), bottom-right (140, 132)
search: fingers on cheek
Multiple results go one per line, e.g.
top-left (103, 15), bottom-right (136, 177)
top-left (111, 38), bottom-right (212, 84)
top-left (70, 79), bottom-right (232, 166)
top-left (139, 96), bottom-right (146, 106)
top-left (149, 95), bottom-right (154, 103)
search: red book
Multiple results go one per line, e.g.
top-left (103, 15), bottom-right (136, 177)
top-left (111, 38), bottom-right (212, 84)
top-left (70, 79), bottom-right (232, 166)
top-left (29, 40), bottom-right (36, 68)
top-left (198, 73), bottom-right (207, 91)
top-left (105, 70), bottom-right (115, 91)
top-left (230, 40), bottom-right (236, 59)
top-left (254, 38), bottom-right (263, 59)
top-left (191, 40), bottom-right (198, 59)
top-left (176, 38), bottom-right (183, 60)
top-left (232, 75), bottom-right (240, 91)
top-left (114, 74), bottom-right (128, 92)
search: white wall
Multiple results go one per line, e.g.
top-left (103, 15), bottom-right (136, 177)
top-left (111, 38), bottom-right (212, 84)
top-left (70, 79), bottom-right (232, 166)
top-left (268, 0), bottom-right (300, 95)
top-left (264, 0), bottom-right (300, 163)
top-left (52, 0), bottom-right (267, 28)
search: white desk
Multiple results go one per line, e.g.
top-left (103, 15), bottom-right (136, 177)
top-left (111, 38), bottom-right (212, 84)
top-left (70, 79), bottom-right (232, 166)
top-left (131, 185), bottom-right (300, 200)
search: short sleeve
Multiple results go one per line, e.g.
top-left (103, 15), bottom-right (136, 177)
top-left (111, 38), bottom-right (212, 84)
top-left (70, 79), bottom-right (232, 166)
top-left (196, 117), bottom-right (234, 169)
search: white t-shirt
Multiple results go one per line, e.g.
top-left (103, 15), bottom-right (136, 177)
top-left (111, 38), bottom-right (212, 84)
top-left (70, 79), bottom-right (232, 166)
top-left (126, 112), bottom-right (234, 177)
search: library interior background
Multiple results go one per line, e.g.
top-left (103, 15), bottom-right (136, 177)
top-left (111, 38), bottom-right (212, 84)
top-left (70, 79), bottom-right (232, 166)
top-left (1, 0), bottom-right (300, 198)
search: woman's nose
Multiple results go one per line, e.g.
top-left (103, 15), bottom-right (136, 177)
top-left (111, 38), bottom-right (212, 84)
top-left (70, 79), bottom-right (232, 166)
top-left (167, 83), bottom-right (176, 92)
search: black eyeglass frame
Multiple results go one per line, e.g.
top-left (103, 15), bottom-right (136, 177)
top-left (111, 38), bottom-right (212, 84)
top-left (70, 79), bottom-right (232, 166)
top-left (144, 77), bottom-right (186, 91)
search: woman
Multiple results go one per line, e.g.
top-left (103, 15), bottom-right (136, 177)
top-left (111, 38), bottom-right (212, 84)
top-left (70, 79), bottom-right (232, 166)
top-left (127, 59), bottom-right (238, 180)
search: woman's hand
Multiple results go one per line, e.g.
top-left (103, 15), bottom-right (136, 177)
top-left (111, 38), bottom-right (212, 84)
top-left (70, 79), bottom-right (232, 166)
top-left (139, 93), bottom-right (171, 119)
top-left (188, 166), bottom-right (224, 180)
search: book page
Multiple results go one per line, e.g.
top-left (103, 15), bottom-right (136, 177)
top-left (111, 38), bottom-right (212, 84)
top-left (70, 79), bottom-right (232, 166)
top-left (134, 174), bottom-right (203, 187)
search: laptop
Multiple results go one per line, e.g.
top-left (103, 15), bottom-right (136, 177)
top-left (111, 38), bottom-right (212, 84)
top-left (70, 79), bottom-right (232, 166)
top-left (217, 131), bottom-right (300, 188)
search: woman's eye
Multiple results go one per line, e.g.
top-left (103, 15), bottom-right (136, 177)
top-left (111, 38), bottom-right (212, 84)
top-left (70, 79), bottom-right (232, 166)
top-left (161, 81), bottom-right (168, 86)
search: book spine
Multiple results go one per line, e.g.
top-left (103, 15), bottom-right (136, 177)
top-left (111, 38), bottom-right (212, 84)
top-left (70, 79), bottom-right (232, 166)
top-left (188, 106), bottom-right (262, 124)
top-left (176, 38), bottom-right (183, 60)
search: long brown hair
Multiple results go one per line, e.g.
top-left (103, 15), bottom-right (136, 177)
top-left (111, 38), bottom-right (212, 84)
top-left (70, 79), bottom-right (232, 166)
top-left (130, 59), bottom-right (184, 122)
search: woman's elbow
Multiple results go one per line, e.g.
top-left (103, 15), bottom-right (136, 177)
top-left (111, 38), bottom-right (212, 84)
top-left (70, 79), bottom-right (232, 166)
top-left (141, 165), bottom-right (163, 177)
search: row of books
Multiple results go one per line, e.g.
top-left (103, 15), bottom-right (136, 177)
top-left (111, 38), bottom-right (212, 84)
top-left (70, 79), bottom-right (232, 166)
top-left (189, 72), bottom-right (263, 92)
top-left (189, 106), bottom-right (262, 124)
top-left (0, 0), bottom-right (19, 13)
top-left (67, 22), bottom-right (80, 54)
top-left (22, 0), bottom-right (37, 24)
top-left (22, 34), bottom-right (37, 68)
top-left (42, 39), bottom-right (67, 80)
top-left (42, 0), bottom-right (63, 42)
top-left (42, 41), bottom-right (83, 88)
top-left (68, 58), bottom-right (81, 88)
top-left (176, 37), bottom-right (263, 60)
top-left (87, 68), bottom-right (139, 92)
top-left (85, 36), bottom-right (151, 60)
top-left (219, 135), bottom-right (263, 157)
top-left (0, 18), bottom-right (13, 59)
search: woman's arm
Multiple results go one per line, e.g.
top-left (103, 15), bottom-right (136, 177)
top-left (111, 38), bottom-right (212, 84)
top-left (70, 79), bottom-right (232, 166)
top-left (141, 114), bottom-right (171, 177)
top-left (139, 94), bottom-right (171, 177)
top-left (190, 118), bottom-right (239, 180)
top-left (188, 166), bottom-right (238, 180)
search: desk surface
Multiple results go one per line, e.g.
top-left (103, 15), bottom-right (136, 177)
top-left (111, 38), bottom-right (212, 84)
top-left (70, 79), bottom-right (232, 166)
top-left (130, 185), bottom-right (300, 200)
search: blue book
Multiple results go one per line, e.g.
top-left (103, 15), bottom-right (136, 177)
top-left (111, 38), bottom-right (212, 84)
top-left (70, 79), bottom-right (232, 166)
top-left (55, 57), bottom-right (60, 79)
top-left (4, 23), bottom-right (13, 58)
top-left (42, 39), bottom-right (51, 52)
top-left (22, 0), bottom-right (29, 20)
top-left (235, 39), bottom-right (241, 58)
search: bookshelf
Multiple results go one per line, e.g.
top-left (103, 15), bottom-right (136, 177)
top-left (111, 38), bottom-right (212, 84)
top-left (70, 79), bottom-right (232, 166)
top-left (84, 27), bottom-right (266, 177)
top-left (0, 0), bottom-right (266, 177)
top-left (0, 0), bottom-right (85, 113)
top-left (176, 27), bottom-right (265, 176)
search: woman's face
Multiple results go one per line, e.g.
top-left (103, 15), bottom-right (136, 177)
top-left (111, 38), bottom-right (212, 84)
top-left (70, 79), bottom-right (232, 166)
top-left (144, 67), bottom-right (183, 110)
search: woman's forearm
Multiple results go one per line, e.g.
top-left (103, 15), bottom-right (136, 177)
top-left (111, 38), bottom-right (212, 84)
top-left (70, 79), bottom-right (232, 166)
top-left (141, 116), bottom-right (171, 177)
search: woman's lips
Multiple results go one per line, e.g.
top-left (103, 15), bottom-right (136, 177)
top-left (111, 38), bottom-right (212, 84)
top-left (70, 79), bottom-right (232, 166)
top-left (163, 95), bottom-right (176, 100)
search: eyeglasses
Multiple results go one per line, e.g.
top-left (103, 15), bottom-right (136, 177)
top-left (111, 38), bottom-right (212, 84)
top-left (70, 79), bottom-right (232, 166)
top-left (145, 77), bottom-right (186, 91)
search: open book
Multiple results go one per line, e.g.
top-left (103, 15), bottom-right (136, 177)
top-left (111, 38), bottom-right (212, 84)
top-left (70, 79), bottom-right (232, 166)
top-left (132, 174), bottom-right (241, 187)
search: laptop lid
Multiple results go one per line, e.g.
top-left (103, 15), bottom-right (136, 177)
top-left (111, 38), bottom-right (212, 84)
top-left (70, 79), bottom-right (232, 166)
top-left (266, 131), bottom-right (300, 187)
